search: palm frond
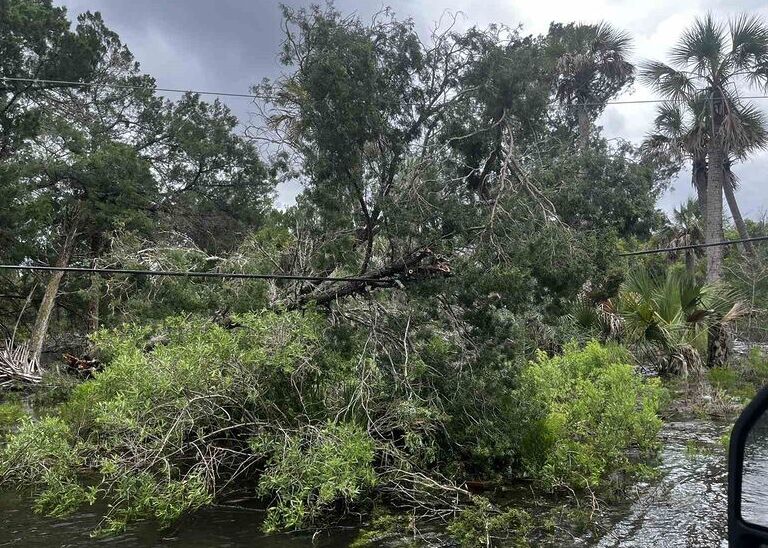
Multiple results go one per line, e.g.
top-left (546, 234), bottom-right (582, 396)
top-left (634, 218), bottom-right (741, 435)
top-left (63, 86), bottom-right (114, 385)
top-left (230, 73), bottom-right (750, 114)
top-left (593, 22), bottom-right (633, 54)
top-left (729, 14), bottom-right (768, 70)
top-left (701, 281), bottom-right (747, 321)
top-left (746, 63), bottom-right (768, 91)
top-left (654, 102), bottom-right (686, 135)
top-left (640, 61), bottom-right (696, 102)
top-left (670, 14), bottom-right (726, 75)
top-left (730, 102), bottom-right (768, 156)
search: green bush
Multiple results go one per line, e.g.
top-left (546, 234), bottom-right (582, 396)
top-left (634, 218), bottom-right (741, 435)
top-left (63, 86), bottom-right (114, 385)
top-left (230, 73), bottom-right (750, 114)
top-left (0, 311), bottom-right (370, 534)
top-left (253, 422), bottom-right (377, 532)
top-left (515, 341), bottom-right (664, 490)
top-left (447, 497), bottom-right (532, 548)
top-left (0, 401), bottom-right (25, 432)
top-left (0, 315), bottom-right (665, 537)
top-left (0, 416), bottom-right (90, 516)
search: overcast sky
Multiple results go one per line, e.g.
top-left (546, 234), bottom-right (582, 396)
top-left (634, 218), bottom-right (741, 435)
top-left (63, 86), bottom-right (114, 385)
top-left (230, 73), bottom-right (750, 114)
top-left (55, 0), bottom-right (768, 218)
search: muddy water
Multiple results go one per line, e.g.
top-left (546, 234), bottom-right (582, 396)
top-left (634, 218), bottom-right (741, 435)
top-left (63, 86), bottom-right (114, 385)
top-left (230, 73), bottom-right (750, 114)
top-left (596, 420), bottom-right (730, 548)
top-left (0, 493), bottom-right (358, 547)
top-left (0, 420), bottom-right (737, 547)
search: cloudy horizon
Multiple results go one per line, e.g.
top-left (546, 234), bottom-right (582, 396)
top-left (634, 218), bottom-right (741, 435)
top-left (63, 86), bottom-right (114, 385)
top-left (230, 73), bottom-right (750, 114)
top-left (54, 0), bottom-right (768, 219)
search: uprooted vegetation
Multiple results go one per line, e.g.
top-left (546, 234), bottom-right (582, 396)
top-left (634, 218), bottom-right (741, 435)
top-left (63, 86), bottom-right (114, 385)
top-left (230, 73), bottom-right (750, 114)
top-left (4, 2), bottom-right (768, 546)
top-left (0, 313), bottom-right (664, 538)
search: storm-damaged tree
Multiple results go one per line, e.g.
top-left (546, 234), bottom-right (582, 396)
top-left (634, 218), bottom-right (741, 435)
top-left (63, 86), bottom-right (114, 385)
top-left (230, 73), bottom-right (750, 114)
top-left (253, 5), bottom-right (496, 306)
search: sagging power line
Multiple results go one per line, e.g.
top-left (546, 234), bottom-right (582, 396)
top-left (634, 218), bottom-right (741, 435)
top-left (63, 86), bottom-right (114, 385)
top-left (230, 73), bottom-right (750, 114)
top-left (6, 76), bottom-right (768, 107)
top-left (618, 235), bottom-right (768, 257)
top-left (0, 264), bottom-right (393, 284)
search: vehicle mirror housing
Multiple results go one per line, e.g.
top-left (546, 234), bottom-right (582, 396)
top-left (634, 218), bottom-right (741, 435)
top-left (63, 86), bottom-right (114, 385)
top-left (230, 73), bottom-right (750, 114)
top-left (729, 384), bottom-right (768, 546)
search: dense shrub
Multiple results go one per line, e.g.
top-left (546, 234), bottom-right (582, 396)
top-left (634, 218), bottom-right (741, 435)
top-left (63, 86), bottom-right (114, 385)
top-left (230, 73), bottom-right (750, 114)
top-left (515, 341), bottom-right (664, 489)
top-left (253, 422), bottom-right (377, 532)
top-left (0, 311), bottom-right (380, 534)
top-left (0, 416), bottom-right (90, 516)
top-left (0, 312), bottom-right (664, 537)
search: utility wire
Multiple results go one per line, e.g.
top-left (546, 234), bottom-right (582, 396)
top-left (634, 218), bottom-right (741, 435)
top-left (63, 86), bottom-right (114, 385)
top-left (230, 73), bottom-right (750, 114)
top-left (0, 264), bottom-right (393, 284)
top-left (618, 235), bottom-right (768, 257)
top-left (0, 76), bottom-right (262, 100)
top-left (5, 76), bottom-right (768, 107)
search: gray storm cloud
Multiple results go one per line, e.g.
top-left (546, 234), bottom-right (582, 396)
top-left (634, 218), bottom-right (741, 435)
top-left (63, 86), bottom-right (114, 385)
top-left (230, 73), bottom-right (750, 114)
top-left (55, 0), bottom-right (768, 219)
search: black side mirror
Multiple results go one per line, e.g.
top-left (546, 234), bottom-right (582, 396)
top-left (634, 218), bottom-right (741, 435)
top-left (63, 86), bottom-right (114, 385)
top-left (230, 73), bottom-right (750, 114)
top-left (729, 385), bottom-right (768, 546)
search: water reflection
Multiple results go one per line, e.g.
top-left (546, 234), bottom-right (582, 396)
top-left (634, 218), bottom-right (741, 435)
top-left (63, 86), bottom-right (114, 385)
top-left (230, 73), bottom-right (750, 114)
top-left (597, 420), bottom-right (729, 547)
top-left (0, 492), bottom-right (358, 548)
top-left (742, 411), bottom-right (768, 528)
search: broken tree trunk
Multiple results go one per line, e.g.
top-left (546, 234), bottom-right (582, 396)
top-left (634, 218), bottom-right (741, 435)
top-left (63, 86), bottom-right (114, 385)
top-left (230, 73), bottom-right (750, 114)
top-left (28, 222), bottom-right (78, 364)
top-left (291, 247), bottom-right (451, 309)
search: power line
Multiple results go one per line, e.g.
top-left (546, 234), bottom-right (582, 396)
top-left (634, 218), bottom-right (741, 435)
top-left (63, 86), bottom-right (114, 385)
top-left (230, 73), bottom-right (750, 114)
top-left (0, 264), bottom-right (392, 284)
top-left (6, 76), bottom-right (768, 107)
top-left (618, 235), bottom-right (768, 257)
top-left (0, 77), bottom-right (263, 100)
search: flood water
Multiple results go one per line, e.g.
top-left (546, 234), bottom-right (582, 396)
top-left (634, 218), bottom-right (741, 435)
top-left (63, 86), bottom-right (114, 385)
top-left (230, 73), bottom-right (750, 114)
top-left (0, 420), bottom-right (740, 547)
top-left (596, 420), bottom-right (730, 548)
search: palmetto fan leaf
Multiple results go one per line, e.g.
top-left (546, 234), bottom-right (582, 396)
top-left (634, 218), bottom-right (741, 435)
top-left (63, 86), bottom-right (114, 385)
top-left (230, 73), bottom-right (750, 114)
top-left (640, 62), bottom-right (696, 102)
top-left (728, 102), bottom-right (768, 158)
top-left (670, 14), bottom-right (726, 75)
top-left (729, 14), bottom-right (768, 71)
top-left (614, 268), bottom-right (744, 372)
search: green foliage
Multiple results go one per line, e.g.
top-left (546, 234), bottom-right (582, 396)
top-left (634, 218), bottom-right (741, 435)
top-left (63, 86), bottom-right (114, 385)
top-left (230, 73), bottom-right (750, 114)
top-left (447, 497), bottom-right (532, 548)
top-left (0, 401), bottom-right (25, 431)
top-left (708, 367), bottom-right (740, 391)
top-left (0, 416), bottom-right (89, 516)
top-left (1, 311), bottom-right (362, 533)
top-left (615, 267), bottom-right (745, 374)
top-left (95, 471), bottom-right (211, 536)
top-left (515, 341), bottom-right (664, 490)
top-left (0, 3), bottom-right (680, 541)
top-left (253, 422), bottom-right (377, 532)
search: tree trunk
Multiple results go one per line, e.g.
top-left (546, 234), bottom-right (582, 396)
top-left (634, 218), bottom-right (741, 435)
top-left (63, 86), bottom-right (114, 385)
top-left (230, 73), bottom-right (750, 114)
top-left (685, 250), bottom-right (695, 275)
top-left (707, 322), bottom-right (731, 368)
top-left (87, 233), bottom-right (102, 332)
top-left (692, 157), bottom-right (707, 224)
top-left (577, 103), bottom-right (590, 151)
top-left (28, 224), bottom-right (78, 364)
top-left (723, 164), bottom-right (755, 257)
top-left (705, 139), bottom-right (724, 282)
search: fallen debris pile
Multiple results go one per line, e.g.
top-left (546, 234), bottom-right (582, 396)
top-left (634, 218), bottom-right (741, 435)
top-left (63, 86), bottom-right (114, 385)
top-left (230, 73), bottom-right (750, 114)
top-left (0, 339), bottom-right (41, 387)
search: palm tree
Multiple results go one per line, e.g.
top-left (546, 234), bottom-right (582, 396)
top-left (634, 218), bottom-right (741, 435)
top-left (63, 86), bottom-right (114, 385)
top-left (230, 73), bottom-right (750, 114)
top-left (657, 198), bottom-right (705, 274)
top-left (645, 98), bottom-right (767, 257)
top-left (617, 268), bottom-right (746, 374)
top-left (548, 22), bottom-right (634, 150)
top-left (642, 14), bottom-right (768, 281)
top-left (644, 100), bottom-right (708, 219)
